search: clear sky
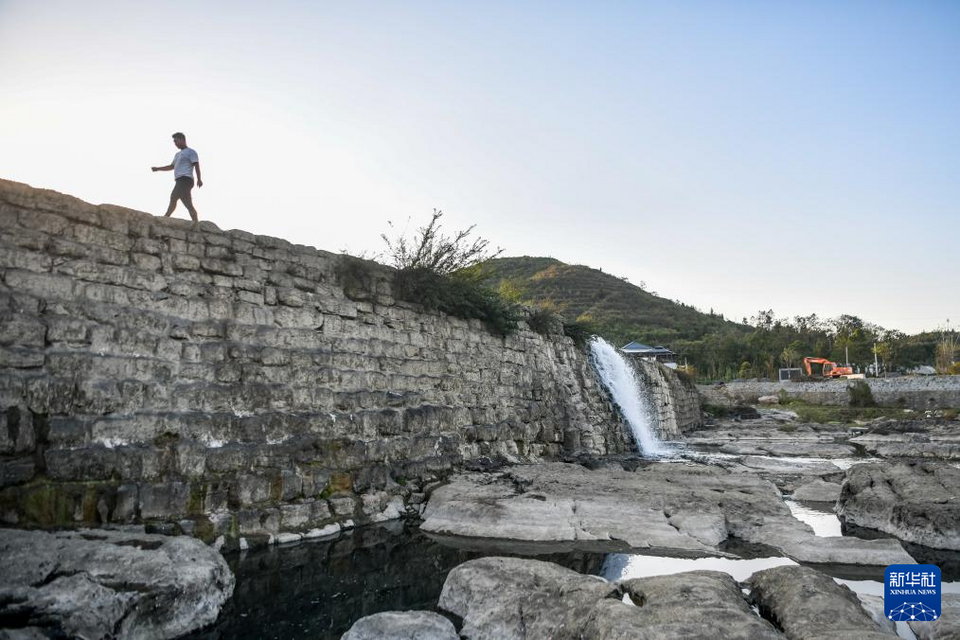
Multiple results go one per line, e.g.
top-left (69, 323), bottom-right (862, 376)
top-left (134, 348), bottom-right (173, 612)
top-left (1, 1), bottom-right (958, 334)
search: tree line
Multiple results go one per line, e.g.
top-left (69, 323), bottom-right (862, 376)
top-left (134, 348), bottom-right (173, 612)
top-left (670, 310), bottom-right (958, 381)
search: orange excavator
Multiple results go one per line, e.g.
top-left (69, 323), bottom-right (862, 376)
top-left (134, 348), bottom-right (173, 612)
top-left (803, 357), bottom-right (854, 379)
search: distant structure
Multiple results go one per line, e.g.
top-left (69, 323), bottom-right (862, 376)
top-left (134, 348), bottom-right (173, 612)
top-left (778, 368), bottom-right (803, 382)
top-left (621, 341), bottom-right (676, 364)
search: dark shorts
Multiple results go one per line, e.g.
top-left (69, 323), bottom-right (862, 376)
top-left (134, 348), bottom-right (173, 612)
top-left (171, 177), bottom-right (194, 205)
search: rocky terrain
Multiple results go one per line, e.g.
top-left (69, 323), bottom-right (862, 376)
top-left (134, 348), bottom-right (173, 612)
top-left (0, 527), bottom-right (233, 639)
top-left (344, 558), bottom-right (899, 639)
top-left (420, 462), bottom-right (912, 566)
top-left (3, 179), bottom-right (960, 638)
top-left (838, 462), bottom-right (960, 551)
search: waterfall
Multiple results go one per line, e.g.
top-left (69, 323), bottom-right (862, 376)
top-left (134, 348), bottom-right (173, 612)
top-left (589, 336), bottom-right (669, 457)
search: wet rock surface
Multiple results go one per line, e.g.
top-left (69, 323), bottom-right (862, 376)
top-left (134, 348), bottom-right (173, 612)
top-left (746, 565), bottom-right (893, 639)
top-left (0, 527), bottom-right (234, 639)
top-left (838, 461), bottom-right (960, 551)
top-left (341, 611), bottom-right (458, 640)
top-left (422, 462), bottom-right (912, 566)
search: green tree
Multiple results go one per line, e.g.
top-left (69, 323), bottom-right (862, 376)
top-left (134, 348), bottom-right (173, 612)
top-left (780, 345), bottom-right (800, 368)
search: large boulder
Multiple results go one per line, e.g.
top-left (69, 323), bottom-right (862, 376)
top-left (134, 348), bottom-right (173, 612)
top-left (438, 556), bottom-right (614, 639)
top-left (0, 527), bottom-right (234, 639)
top-left (422, 462), bottom-right (912, 566)
top-left (342, 611), bottom-right (458, 640)
top-left (592, 570), bottom-right (781, 639)
top-left (746, 565), bottom-right (892, 639)
top-left (438, 557), bottom-right (780, 639)
top-left (837, 462), bottom-right (960, 551)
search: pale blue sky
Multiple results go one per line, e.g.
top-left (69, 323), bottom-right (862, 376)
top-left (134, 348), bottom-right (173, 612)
top-left (1, 1), bottom-right (958, 333)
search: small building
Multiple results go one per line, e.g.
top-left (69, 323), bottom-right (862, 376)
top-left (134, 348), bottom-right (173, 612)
top-left (621, 341), bottom-right (677, 363)
top-left (778, 368), bottom-right (802, 382)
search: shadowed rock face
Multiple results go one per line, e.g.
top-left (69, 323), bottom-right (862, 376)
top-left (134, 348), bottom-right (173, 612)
top-left (0, 527), bottom-right (234, 639)
top-left (838, 462), bottom-right (960, 551)
top-left (746, 565), bottom-right (892, 640)
top-left (422, 462), bottom-right (913, 566)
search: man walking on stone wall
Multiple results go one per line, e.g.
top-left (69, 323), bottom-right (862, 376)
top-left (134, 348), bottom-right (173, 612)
top-left (151, 132), bottom-right (202, 223)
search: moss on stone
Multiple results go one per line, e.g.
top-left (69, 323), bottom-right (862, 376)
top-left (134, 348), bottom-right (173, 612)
top-left (187, 483), bottom-right (206, 515)
top-left (319, 472), bottom-right (352, 499)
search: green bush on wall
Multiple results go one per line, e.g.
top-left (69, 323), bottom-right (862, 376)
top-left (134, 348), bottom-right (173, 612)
top-left (393, 266), bottom-right (522, 337)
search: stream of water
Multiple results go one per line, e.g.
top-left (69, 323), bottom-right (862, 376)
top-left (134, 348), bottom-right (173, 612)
top-left (589, 337), bottom-right (669, 456)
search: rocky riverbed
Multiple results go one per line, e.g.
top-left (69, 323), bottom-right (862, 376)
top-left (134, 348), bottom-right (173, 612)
top-left (343, 558), bottom-right (906, 639)
top-left (420, 461), bottom-right (912, 566)
top-left (5, 411), bottom-right (960, 638)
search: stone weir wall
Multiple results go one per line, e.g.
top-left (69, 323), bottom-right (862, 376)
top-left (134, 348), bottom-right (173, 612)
top-left (699, 378), bottom-right (960, 410)
top-left (0, 179), bottom-right (629, 548)
top-left (629, 358), bottom-right (702, 437)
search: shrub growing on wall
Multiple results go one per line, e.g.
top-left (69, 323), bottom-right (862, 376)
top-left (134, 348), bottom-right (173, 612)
top-left (393, 266), bottom-right (522, 336)
top-left (383, 211), bottom-right (521, 336)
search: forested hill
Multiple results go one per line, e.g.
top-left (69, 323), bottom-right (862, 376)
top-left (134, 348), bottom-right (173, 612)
top-left (483, 257), bottom-right (949, 379)
top-left (483, 256), bottom-right (746, 347)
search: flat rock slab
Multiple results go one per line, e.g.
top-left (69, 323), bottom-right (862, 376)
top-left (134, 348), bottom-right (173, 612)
top-left (792, 479), bottom-right (842, 503)
top-left (438, 557), bottom-right (780, 640)
top-left (342, 611), bottom-right (459, 640)
top-left (851, 432), bottom-right (960, 460)
top-left (0, 527), bottom-right (234, 639)
top-left (838, 462), bottom-right (960, 551)
top-left (720, 443), bottom-right (857, 459)
top-left (746, 565), bottom-right (893, 639)
top-left (738, 456), bottom-right (844, 477)
top-left (422, 462), bottom-right (912, 566)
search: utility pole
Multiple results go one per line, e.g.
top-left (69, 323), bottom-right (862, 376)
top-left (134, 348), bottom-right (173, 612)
top-left (874, 342), bottom-right (879, 378)
top-left (845, 346), bottom-right (849, 367)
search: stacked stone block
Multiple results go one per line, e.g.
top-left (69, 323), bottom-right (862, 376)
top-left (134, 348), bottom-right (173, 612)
top-left (0, 179), bottom-right (628, 547)
top-left (628, 358), bottom-right (703, 438)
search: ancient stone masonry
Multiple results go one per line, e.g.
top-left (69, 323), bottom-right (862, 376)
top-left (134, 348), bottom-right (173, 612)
top-left (629, 358), bottom-right (702, 437)
top-left (0, 178), bottom-right (629, 547)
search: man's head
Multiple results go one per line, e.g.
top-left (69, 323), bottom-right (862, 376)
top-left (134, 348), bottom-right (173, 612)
top-left (172, 132), bottom-right (186, 149)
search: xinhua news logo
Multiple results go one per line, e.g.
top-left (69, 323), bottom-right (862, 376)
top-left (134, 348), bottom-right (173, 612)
top-left (885, 564), bottom-right (941, 622)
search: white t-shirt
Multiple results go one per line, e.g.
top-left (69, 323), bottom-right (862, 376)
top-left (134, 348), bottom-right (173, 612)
top-left (173, 147), bottom-right (199, 180)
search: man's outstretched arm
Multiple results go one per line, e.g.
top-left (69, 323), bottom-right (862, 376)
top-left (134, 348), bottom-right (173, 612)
top-left (193, 162), bottom-right (202, 187)
top-left (151, 164), bottom-right (174, 172)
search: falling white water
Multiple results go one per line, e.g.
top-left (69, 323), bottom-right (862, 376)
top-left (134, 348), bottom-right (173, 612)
top-left (589, 336), bottom-right (669, 457)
